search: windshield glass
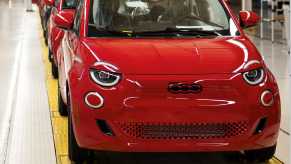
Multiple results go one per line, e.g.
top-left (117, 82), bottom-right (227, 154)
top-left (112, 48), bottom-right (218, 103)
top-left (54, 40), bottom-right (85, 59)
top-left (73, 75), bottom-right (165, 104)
top-left (88, 0), bottom-right (236, 37)
top-left (62, 0), bottom-right (77, 9)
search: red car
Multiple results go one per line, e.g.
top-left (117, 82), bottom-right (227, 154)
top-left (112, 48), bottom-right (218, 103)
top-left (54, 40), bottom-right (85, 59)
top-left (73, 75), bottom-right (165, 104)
top-left (38, 0), bottom-right (54, 44)
top-left (46, 0), bottom-right (76, 78)
top-left (55, 0), bottom-right (281, 163)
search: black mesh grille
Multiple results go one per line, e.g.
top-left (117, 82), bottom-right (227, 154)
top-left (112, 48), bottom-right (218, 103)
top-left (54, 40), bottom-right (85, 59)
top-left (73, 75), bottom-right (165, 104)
top-left (116, 121), bottom-right (248, 140)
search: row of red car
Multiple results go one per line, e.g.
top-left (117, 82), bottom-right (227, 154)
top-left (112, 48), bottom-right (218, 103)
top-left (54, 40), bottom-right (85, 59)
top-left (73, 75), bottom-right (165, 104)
top-left (38, 0), bottom-right (281, 163)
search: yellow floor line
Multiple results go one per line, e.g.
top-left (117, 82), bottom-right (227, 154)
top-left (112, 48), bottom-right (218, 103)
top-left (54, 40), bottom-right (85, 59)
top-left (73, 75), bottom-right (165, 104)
top-left (40, 33), bottom-right (70, 164)
top-left (38, 18), bottom-right (283, 164)
top-left (269, 157), bottom-right (285, 164)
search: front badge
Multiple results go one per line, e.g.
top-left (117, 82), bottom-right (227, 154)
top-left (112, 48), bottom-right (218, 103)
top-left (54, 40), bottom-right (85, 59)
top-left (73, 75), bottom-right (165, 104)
top-left (168, 82), bottom-right (202, 94)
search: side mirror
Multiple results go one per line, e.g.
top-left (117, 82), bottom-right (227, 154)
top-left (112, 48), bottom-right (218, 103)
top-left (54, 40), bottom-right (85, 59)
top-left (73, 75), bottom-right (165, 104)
top-left (239, 11), bottom-right (261, 28)
top-left (44, 0), bottom-right (54, 6)
top-left (54, 9), bottom-right (76, 29)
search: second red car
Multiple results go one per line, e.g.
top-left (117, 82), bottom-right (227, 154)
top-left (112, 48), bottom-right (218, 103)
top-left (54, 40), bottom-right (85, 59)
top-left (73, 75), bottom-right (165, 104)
top-left (47, 0), bottom-right (76, 78)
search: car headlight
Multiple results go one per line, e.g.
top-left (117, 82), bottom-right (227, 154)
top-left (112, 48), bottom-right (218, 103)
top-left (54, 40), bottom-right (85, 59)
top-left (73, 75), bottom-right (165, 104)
top-left (242, 68), bottom-right (264, 85)
top-left (89, 69), bottom-right (121, 87)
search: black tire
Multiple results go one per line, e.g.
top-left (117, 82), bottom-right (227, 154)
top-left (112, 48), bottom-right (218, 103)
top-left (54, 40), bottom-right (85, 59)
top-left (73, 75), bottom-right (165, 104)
top-left (48, 49), bottom-right (53, 62)
top-left (41, 16), bottom-right (45, 30)
top-left (42, 26), bottom-right (47, 43)
top-left (245, 145), bottom-right (276, 162)
top-left (43, 26), bottom-right (48, 45)
top-left (44, 33), bottom-right (48, 46)
top-left (58, 83), bottom-right (68, 116)
top-left (51, 62), bottom-right (58, 79)
top-left (68, 105), bottom-right (89, 163)
top-left (43, 28), bottom-right (46, 37)
top-left (94, 151), bottom-right (111, 164)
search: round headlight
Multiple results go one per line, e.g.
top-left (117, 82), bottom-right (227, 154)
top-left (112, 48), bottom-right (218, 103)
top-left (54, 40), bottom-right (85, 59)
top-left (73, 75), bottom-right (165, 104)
top-left (242, 68), bottom-right (264, 85)
top-left (89, 69), bottom-right (121, 87)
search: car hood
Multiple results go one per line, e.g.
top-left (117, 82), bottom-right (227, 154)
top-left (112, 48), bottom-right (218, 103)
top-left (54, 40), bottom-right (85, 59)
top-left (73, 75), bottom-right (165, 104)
top-left (82, 37), bottom-right (260, 75)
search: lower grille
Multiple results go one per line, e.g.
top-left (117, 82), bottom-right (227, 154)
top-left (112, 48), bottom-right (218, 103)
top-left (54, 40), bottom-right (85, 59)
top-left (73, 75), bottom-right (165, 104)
top-left (116, 121), bottom-right (248, 140)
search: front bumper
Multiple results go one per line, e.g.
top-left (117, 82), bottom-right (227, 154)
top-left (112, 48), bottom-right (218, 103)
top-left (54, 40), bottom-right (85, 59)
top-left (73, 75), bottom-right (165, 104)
top-left (70, 94), bottom-right (280, 152)
top-left (69, 73), bottom-right (281, 152)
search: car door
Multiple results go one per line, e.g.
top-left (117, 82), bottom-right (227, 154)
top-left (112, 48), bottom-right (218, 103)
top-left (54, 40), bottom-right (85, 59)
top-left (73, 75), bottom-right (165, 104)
top-left (47, 0), bottom-right (61, 49)
top-left (59, 0), bottom-right (83, 104)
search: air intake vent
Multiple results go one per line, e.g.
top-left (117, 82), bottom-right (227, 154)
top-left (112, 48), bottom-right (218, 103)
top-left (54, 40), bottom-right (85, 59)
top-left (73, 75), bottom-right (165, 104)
top-left (96, 120), bottom-right (114, 136)
top-left (116, 121), bottom-right (248, 140)
top-left (254, 118), bottom-right (267, 135)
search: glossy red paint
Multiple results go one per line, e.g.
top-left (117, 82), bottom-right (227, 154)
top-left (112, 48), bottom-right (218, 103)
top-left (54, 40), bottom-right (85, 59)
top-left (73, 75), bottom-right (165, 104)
top-left (37, 0), bottom-right (48, 28)
top-left (38, 0), bottom-right (54, 37)
top-left (47, 0), bottom-right (75, 65)
top-left (53, 10), bottom-right (75, 29)
top-left (239, 11), bottom-right (261, 28)
top-left (57, 0), bottom-right (280, 154)
top-left (44, 0), bottom-right (54, 6)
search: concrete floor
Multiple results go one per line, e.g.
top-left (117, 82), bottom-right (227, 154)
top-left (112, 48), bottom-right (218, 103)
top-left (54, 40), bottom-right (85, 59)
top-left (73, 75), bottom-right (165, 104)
top-left (250, 37), bottom-right (291, 164)
top-left (0, 0), bottom-right (289, 164)
top-left (0, 0), bottom-right (55, 163)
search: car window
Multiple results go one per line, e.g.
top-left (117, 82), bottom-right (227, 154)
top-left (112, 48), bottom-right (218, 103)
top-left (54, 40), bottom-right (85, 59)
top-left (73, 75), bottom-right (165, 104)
top-left (54, 0), bottom-right (61, 7)
top-left (88, 0), bottom-right (233, 37)
top-left (62, 0), bottom-right (77, 9)
top-left (73, 0), bottom-right (83, 35)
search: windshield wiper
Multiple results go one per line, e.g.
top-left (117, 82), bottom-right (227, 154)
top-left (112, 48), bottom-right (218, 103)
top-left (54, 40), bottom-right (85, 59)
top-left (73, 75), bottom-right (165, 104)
top-left (88, 24), bottom-right (135, 37)
top-left (133, 27), bottom-right (222, 37)
top-left (88, 24), bottom-right (223, 37)
top-left (166, 27), bottom-right (222, 36)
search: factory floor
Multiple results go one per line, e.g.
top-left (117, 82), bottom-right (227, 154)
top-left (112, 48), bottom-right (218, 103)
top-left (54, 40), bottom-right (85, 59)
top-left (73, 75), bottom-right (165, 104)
top-left (0, 0), bottom-right (289, 164)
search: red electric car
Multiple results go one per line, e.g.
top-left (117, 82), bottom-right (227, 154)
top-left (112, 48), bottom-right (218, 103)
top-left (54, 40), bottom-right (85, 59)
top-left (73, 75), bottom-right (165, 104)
top-left (55, 0), bottom-right (281, 163)
top-left (38, 0), bottom-right (54, 44)
top-left (46, 0), bottom-right (76, 78)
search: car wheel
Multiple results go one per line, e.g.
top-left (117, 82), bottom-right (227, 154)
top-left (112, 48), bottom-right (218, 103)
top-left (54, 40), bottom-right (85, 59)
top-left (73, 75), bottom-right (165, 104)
top-left (48, 49), bottom-right (53, 62)
top-left (44, 36), bottom-right (48, 46)
top-left (58, 83), bottom-right (67, 116)
top-left (68, 104), bottom-right (89, 163)
top-left (43, 29), bottom-right (48, 45)
top-left (244, 144), bottom-right (276, 162)
top-left (51, 62), bottom-right (58, 79)
top-left (42, 28), bottom-right (46, 40)
top-left (41, 18), bottom-right (45, 31)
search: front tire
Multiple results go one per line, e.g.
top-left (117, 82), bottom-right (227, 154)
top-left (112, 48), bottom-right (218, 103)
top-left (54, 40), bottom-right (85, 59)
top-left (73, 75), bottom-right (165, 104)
top-left (244, 145), bottom-right (276, 162)
top-left (51, 61), bottom-right (58, 79)
top-left (58, 83), bottom-right (67, 116)
top-left (68, 104), bottom-right (90, 163)
top-left (48, 49), bottom-right (53, 62)
top-left (43, 29), bottom-right (48, 45)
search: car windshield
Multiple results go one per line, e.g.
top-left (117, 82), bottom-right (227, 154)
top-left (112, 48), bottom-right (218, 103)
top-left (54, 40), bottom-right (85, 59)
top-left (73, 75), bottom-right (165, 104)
top-left (63, 0), bottom-right (77, 9)
top-left (88, 0), bottom-right (236, 37)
